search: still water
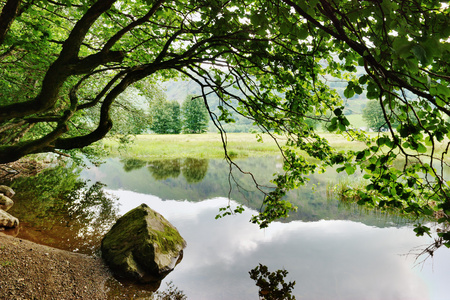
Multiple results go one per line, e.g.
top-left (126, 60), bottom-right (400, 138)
top-left (7, 157), bottom-right (450, 299)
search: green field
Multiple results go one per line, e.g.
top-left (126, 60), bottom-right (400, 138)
top-left (104, 133), bottom-right (285, 159)
top-left (104, 132), bottom-right (373, 160)
top-left (345, 114), bottom-right (366, 129)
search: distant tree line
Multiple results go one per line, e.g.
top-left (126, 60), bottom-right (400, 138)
top-left (150, 95), bottom-right (209, 134)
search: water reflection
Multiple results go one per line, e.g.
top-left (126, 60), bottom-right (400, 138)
top-left (5, 164), bottom-right (119, 254)
top-left (3, 157), bottom-right (450, 299)
top-left (109, 191), bottom-right (450, 300)
top-left (121, 158), bottom-right (147, 172)
top-left (249, 264), bottom-right (296, 300)
top-left (182, 158), bottom-right (208, 183)
top-left (84, 157), bottom-right (415, 228)
top-left (148, 159), bottom-right (182, 180)
top-left (120, 158), bottom-right (209, 183)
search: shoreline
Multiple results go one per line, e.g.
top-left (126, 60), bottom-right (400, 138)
top-left (0, 233), bottom-right (113, 299)
top-left (0, 233), bottom-right (161, 299)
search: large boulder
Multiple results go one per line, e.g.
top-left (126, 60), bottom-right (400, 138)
top-left (0, 209), bottom-right (19, 228)
top-left (101, 203), bottom-right (186, 284)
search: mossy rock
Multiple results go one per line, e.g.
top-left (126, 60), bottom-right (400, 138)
top-left (101, 203), bottom-right (186, 283)
top-left (0, 195), bottom-right (13, 211)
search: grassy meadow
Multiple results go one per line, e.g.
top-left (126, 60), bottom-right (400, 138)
top-left (104, 133), bottom-right (284, 159)
top-left (103, 132), bottom-right (371, 160)
top-left (104, 130), bottom-right (450, 161)
top-left (345, 114), bottom-right (365, 129)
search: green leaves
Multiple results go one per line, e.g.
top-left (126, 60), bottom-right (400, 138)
top-left (149, 98), bottom-right (181, 134)
top-left (327, 108), bottom-right (350, 132)
top-left (2, 0), bottom-right (450, 251)
top-left (337, 163), bottom-right (356, 175)
top-left (215, 204), bottom-right (245, 219)
top-left (182, 96), bottom-right (209, 134)
top-left (249, 264), bottom-right (296, 300)
top-left (217, 106), bottom-right (236, 124)
top-left (414, 225), bottom-right (431, 237)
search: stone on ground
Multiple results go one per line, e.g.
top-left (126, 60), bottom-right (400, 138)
top-left (0, 185), bottom-right (15, 198)
top-left (0, 209), bottom-right (19, 228)
top-left (101, 203), bottom-right (186, 284)
top-left (0, 195), bottom-right (13, 211)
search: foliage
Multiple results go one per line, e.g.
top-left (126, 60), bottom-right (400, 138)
top-left (152, 281), bottom-right (187, 300)
top-left (362, 100), bottom-right (400, 132)
top-left (6, 163), bottom-right (119, 253)
top-left (109, 87), bottom-right (153, 136)
top-left (181, 95), bottom-right (209, 134)
top-left (362, 100), bottom-right (387, 132)
top-left (1, 0), bottom-right (450, 250)
top-left (249, 264), bottom-right (296, 300)
top-left (150, 99), bottom-right (182, 134)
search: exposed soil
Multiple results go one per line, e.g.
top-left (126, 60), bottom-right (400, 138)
top-left (0, 233), bottom-right (114, 299)
top-left (0, 233), bottom-right (163, 300)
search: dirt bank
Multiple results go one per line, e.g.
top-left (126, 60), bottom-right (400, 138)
top-left (0, 233), bottom-right (114, 299)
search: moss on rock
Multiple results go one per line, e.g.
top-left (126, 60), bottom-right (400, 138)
top-left (101, 203), bottom-right (186, 283)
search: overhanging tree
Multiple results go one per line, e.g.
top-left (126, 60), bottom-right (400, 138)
top-left (1, 0), bottom-right (450, 250)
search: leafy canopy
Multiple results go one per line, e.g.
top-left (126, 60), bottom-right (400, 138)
top-left (1, 0), bottom-right (450, 249)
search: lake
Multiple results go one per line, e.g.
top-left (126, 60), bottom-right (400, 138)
top-left (7, 156), bottom-right (450, 299)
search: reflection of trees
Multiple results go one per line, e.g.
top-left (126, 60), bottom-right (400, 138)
top-left (146, 158), bottom-right (209, 183)
top-left (65, 181), bottom-right (120, 253)
top-left (148, 159), bottom-right (181, 180)
top-left (249, 264), bottom-right (296, 300)
top-left (182, 158), bottom-right (209, 183)
top-left (153, 281), bottom-right (187, 300)
top-left (6, 164), bottom-right (119, 254)
top-left (121, 158), bottom-right (147, 172)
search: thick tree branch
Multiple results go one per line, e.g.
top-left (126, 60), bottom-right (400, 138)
top-left (0, 0), bottom-right (21, 45)
top-left (102, 0), bottom-right (165, 52)
top-left (0, 0), bottom-right (118, 123)
top-left (58, 0), bottom-right (116, 61)
top-left (0, 108), bottom-right (75, 163)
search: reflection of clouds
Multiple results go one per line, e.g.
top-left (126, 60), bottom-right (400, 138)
top-left (82, 166), bottom-right (107, 181)
top-left (110, 191), bottom-right (266, 266)
top-left (261, 222), bottom-right (430, 300)
top-left (107, 190), bottom-right (448, 300)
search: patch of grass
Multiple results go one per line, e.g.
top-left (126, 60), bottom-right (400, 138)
top-left (327, 177), bottom-right (368, 203)
top-left (318, 133), bottom-right (369, 152)
top-left (105, 131), bottom-right (450, 161)
top-left (0, 260), bottom-right (15, 267)
top-left (104, 133), bottom-right (283, 159)
top-left (345, 114), bottom-right (367, 129)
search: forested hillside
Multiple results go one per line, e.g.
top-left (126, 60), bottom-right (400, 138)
top-left (160, 78), bottom-right (368, 132)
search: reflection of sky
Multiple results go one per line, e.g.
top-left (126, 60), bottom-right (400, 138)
top-left (109, 190), bottom-right (450, 300)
